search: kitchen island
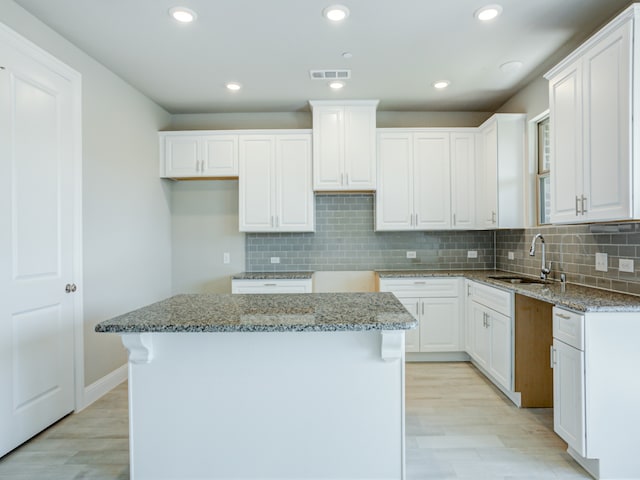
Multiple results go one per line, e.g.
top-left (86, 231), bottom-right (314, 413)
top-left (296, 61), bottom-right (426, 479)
top-left (96, 293), bottom-right (416, 480)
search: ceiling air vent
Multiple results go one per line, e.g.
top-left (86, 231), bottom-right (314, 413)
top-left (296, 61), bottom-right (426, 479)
top-left (309, 70), bottom-right (351, 80)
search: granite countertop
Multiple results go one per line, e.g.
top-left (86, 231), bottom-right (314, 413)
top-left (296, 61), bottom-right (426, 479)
top-left (232, 272), bottom-right (313, 280)
top-left (95, 292), bottom-right (417, 333)
top-left (377, 269), bottom-right (640, 313)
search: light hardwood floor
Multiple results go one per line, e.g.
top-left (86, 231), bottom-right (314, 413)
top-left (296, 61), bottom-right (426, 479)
top-left (0, 362), bottom-right (590, 479)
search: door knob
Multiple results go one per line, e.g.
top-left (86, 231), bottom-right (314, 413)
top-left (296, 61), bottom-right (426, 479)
top-left (65, 283), bottom-right (77, 293)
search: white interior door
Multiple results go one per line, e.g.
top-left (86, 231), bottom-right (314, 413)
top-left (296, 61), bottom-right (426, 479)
top-left (0, 33), bottom-right (78, 458)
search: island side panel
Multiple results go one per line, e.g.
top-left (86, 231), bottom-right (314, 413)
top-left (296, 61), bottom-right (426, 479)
top-left (127, 330), bottom-right (405, 480)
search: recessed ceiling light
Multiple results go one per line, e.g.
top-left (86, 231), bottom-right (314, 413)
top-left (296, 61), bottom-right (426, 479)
top-left (169, 7), bottom-right (197, 23)
top-left (500, 61), bottom-right (523, 73)
top-left (323, 5), bottom-right (350, 22)
top-left (433, 80), bottom-right (450, 89)
top-left (226, 82), bottom-right (242, 91)
top-left (329, 81), bottom-right (345, 90)
top-left (475, 4), bottom-right (502, 21)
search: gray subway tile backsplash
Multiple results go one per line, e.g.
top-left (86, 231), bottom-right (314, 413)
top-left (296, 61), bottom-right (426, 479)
top-left (246, 194), bottom-right (494, 272)
top-left (245, 194), bottom-right (640, 296)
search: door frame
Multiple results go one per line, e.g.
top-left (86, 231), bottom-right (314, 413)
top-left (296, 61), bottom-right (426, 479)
top-left (1, 22), bottom-right (85, 410)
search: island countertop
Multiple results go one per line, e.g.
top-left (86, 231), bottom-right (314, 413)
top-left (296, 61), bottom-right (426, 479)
top-left (94, 292), bottom-right (417, 333)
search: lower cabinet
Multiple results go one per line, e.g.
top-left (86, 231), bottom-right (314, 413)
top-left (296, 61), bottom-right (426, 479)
top-left (378, 277), bottom-right (462, 353)
top-left (551, 307), bottom-right (586, 456)
top-left (231, 278), bottom-right (312, 294)
top-left (466, 280), bottom-right (514, 392)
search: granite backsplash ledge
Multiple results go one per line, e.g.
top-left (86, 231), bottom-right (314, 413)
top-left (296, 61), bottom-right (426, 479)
top-left (496, 223), bottom-right (640, 296)
top-left (246, 194), bottom-right (494, 272)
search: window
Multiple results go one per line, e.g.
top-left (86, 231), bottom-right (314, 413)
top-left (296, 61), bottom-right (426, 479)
top-left (537, 116), bottom-right (550, 225)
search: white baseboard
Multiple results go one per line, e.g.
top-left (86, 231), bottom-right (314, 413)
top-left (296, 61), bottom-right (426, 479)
top-left (79, 364), bottom-right (128, 411)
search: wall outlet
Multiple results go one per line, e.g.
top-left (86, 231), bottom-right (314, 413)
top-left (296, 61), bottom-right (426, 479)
top-left (270, 257), bottom-right (280, 264)
top-left (619, 258), bottom-right (634, 273)
top-left (595, 252), bottom-right (608, 272)
top-left (406, 251), bottom-right (417, 259)
top-left (467, 250), bottom-right (478, 259)
top-left (223, 252), bottom-right (230, 264)
top-left (508, 251), bottom-right (515, 260)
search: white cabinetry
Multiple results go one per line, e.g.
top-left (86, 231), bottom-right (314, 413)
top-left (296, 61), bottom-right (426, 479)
top-left (551, 308), bottom-right (585, 456)
top-left (239, 132), bottom-right (314, 232)
top-left (475, 114), bottom-right (526, 229)
top-left (546, 8), bottom-right (639, 223)
top-left (466, 281), bottom-right (514, 393)
top-left (231, 278), bottom-right (313, 294)
top-left (376, 130), bottom-right (476, 230)
top-left (378, 277), bottom-right (462, 353)
top-left (160, 131), bottom-right (238, 179)
top-left (310, 100), bottom-right (378, 191)
top-left (550, 306), bottom-right (640, 479)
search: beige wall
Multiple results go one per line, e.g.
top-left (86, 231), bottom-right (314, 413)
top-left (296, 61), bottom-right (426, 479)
top-left (171, 180), bottom-right (245, 294)
top-left (1, 2), bottom-right (173, 387)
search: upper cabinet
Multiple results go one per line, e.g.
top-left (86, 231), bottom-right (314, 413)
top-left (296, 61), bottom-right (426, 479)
top-left (239, 132), bottom-right (314, 232)
top-left (159, 131), bottom-right (238, 179)
top-left (475, 114), bottom-right (526, 229)
top-left (545, 7), bottom-right (637, 223)
top-left (376, 130), bottom-right (458, 230)
top-left (309, 100), bottom-right (378, 191)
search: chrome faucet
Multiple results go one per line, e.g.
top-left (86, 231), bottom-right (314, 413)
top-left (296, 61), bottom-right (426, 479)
top-left (529, 233), bottom-right (551, 280)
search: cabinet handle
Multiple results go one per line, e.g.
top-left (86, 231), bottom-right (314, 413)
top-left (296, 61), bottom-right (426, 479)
top-left (453, 213), bottom-right (456, 226)
top-left (271, 215), bottom-right (275, 227)
top-left (575, 196), bottom-right (580, 216)
top-left (416, 301), bottom-right (419, 313)
top-left (550, 345), bottom-right (556, 368)
top-left (491, 211), bottom-right (496, 224)
top-left (413, 281), bottom-right (426, 285)
top-left (421, 302), bottom-right (424, 315)
top-left (264, 283), bottom-right (277, 287)
top-left (415, 213), bottom-right (419, 225)
top-left (581, 195), bottom-right (587, 214)
top-left (555, 312), bottom-right (571, 320)
top-left (467, 284), bottom-right (472, 296)
top-left (345, 173), bottom-right (349, 185)
top-left (341, 173), bottom-right (344, 186)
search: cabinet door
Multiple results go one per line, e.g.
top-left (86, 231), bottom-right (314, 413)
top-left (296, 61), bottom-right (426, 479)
top-left (549, 60), bottom-right (583, 224)
top-left (202, 135), bottom-right (238, 176)
top-left (583, 20), bottom-right (632, 222)
top-left (476, 123), bottom-right (498, 228)
top-left (376, 133), bottom-right (413, 230)
top-left (419, 297), bottom-right (461, 352)
top-left (470, 302), bottom-right (490, 368)
top-left (163, 135), bottom-right (200, 177)
top-left (312, 106), bottom-right (344, 190)
top-left (450, 132), bottom-right (476, 229)
top-left (488, 310), bottom-right (512, 391)
top-left (398, 298), bottom-right (420, 353)
top-left (275, 135), bottom-right (314, 232)
top-left (553, 339), bottom-right (586, 456)
top-left (344, 106), bottom-right (376, 189)
top-left (414, 132), bottom-right (451, 229)
top-left (239, 136), bottom-right (275, 231)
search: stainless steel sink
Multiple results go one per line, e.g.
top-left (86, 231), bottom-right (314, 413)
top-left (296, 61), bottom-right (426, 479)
top-left (487, 275), bottom-right (550, 285)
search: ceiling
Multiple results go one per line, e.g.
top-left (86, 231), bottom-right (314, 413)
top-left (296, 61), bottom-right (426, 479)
top-left (14, 0), bottom-right (632, 114)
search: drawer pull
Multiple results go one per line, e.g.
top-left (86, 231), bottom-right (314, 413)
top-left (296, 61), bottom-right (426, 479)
top-left (264, 283), bottom-right (277, 287)
top-left (413, 281), bottom-right (427, 285)
top-left (555, 313), bottom-right (571, 320)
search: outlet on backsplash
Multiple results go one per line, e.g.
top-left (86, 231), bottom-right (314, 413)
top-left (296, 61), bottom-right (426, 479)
top-left (595, 253), bottom-right (608, 272)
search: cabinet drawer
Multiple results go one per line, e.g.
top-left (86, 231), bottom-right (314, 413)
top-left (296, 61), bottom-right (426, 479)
top-left (469, 281), bottom-right (512, 317)
top-left (378, 277), bottom-right (460, 297)
top-left (231, 279), bottom-right (312, 294)
top-left (552, 307), bottom-right (584, 350)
